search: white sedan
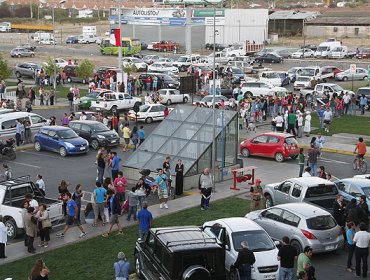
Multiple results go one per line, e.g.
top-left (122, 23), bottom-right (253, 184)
top-left (54, 58), bottom-right (69, 68)
top-left (148, 63), bottom-right (179, 74)
top-left (122, 57), bottom-right (148, 71)
top-left (158, 89), bottom-right (190, 105)
top-left (193, 95), bottom-right (236, 108)
top-left (291, 49), bottom-right (314, 58)
top-left (128, 104), bottom-right (173, 124)
top-left (39, 39), bottom-right (56, 45)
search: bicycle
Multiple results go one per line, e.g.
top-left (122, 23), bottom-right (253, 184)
top-left (353, 156), bottom-right (367, 174)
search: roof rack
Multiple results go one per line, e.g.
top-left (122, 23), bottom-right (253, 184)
top-left (165, 238), bottom-right (218, 249)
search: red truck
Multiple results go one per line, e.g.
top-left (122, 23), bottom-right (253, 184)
top-left (153, 40), bottom-right (180, 52)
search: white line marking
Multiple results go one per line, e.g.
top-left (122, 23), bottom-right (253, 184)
top-left (319, 157), bottom-right (349, 165)
top-left (20, 151), bottom-right (75, 161)
top-left (11, 161), bottom-right (41, 169)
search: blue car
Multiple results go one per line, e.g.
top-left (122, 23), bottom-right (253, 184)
top-left (34, 126), bottom-right (89, 157)
top-left (335, 178), bottom-right (370, 213)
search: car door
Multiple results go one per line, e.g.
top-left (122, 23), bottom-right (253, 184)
top-left (265, 136), bottom-right (281, 157)
top-left (30, 115), bottom-right (46, 131)
top-left (140, 233), bottom-right (162, 280)
top-left (249, 135), bottom-right (268, 156)
top-left (257, 208), bottom-right (284, 240)
top-left (280, 210), bottom-right (301, 240)
top-left (150, 105), bottom-right (160, 121)
top-left (35, 128), bottom-right (50, 149)
top-left (168, 89), bottom-right (180, 103)
top-left (123, 93), bottom-right (133, 109)
top-left (274, 180), bottom-right (293, 204)
top-left (79, 124), bottom-right (92, 142)
top-left (46, 130), bottom-right (60, 151)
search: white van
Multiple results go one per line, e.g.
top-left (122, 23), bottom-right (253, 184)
top-left (33, 32), bottom-right (54, 43)
top-left (0, 112), bottom-right (47, 138)
top-left (314, 41), bottom-right (341, 58)
top-left (329, 46), bottom-right (348, 59)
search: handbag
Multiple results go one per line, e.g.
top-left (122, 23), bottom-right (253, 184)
top-left (42, 218), bottom-right (52, 228)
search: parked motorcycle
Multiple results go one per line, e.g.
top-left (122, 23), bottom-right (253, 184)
top-left (0, 138), bottom-right (16, 160)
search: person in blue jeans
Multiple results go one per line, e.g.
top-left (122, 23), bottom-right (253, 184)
top-left (127, 187), bottom-right (138, 221)
top-left (234, 241), bottom-right (255, 280)
top-left (360, 95), bottom-right (368, 115)
top-left (278, 236), bottom-right (298, 280)
top-left (137, 201), bottom-right (153, 239)
top-left (307, 143), bottom-right (320, 176)
top-left (346, 222), bottom-right (356, 272)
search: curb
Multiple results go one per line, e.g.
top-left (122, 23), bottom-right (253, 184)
top-left (33, 105), bottom-right (67, 110)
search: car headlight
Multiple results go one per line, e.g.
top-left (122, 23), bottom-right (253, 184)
top-left (85, 140), bottom-right (89, 145)
top-left (65, 142), bottom-right (75, 148)
top-left (97, 135), bottom-right (105, 139)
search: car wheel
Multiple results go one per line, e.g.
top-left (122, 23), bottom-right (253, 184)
top-left (166, 99), bottom-right (172, 105)
top-left (364, 76), bottom-right (368, 80)
top-left (67, 77), bottom-right (72, 83)
top-left (135, 254), bottom-right (144, 279)
top-left (183, 97), bottom-right (188, 103)
top-left (241, 148), bottom-right (250, 157)
top-left (34, 141), bottom-right (42, 151)
top-left (291, 240), bottom-right (303, 254)
top-left (228, 266), bottom-right (240, 280)
top-left (111, 105), bottom-right (118, 114)
top-left (245, 91), bottom-right (253, 98)
top-left (15, 71), bottom-right (21, 78)
top-left (17, 54), bottom-right (21, 58)
top-left (145, 117), bottom-right (153, 124)
top-left (59, 147), bottom-right (67, 157)
top-left (91, 139), bottom-right (99, 150)
top-left (275, 152), bottom-right (284, 162)
top-left (5, 218), bottom-right (17, 240)
top-left (265, 195), bottom-right (273, 208)
top-left (343, 77), bottom-right (348, 81)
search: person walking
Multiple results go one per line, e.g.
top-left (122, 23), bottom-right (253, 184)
top-left (287, 110), bottom-right (296, 136)
top-left (110, 152), bottom-right (121, 181)
top-left (234, 241), bottom-right (256, 280)
top-left (307, 143), bottom-right (320, 176)
top-left (127, 187), bottom-right (138, 221)
top-left (72, 184), bottom-right (83, 224)
top-left (131, 126), bottom-right (139, 151)
top-left (25, 207), bottom-right (37, 253)
top-left (137, 201), bottom-right (153, 239)
top-left (303, 111), bottom-right (311, 137)
top-left (354, 137), bottom-right (367, 170)
top-left (333, 195), bottom-right (346, 242)
top-left (93, 181), bottom-right (107, 227)
top-left (359, 94), bottom-right (368, 115)
top-left (122, 123), bottom-right (131, 152)
top-left (102, 189), bottom-right (123, 237)
top-left (354, 222), bottom-right (370, 278)
top-left (199, 168), bottom-right (213, 210)
top-left (175, 159), bottom-right (184, 196)
top-left (358, 195), bottom-right (369, 228)
top-left (138, 126), bottom-right (145, 146)
top-left (97, 152), bottom-right (106, 185)
top-left (15, 119), bottom-right (24, 146)
top-left (346, 222), bottom-right (356, 272)
top-left (315, 133), bottom-right (325, 158)
top-left (67, 88), bottom-right (74, 112)
top-left (278, 236), bottom-right (298, 280)
top-left (297, 246), bottom-right (313, 279)
top-left (298, 148), bottom-right (305, 177)
top-left (250, 179), bottom-right (264, 211)
top-left (56, 192), bottom-right (86, 238)
top-left (114, 252), bottom-right (130, 280)
top-left (297, 111), bottom-right (303, 138)
top-left (275, 113), bottom-right (284, 132)
top-left (322, 107), bottom-right (332, 132)
top-left (35, 174), bottom-right (45, 196)
top-left (36, 204), bottom-right (51, 248)
top-left (0, 215), bottom-right (7, 258)
top-left (156, 169), bottom-right (169, 209)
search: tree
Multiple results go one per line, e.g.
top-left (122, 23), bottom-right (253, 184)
top-left (123, 63), bottom-right (137, 76)
top-left (0, 54), bottom-right (12, 81)
top-left (43, 57), bottom-right (57, 77)
top-left (75, 59), bottom-right (94, 83)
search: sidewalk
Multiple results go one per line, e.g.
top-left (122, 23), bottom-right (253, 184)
top-left (239, 122), bottom-right (367, 157)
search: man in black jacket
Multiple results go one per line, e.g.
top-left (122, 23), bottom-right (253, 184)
top-left (333, 195), bottom-right (346, 241)
top-left (102, 189), bottom-right (123, 237)
top-left (358, 195), bottom-right (369, 229)
top-left (234, 241), bottom-right (256, 280)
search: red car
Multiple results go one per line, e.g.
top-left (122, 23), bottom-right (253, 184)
top-left (321, 66), bottom-right (343, 78)
top-left (240, 132), bottom-right (299, 162)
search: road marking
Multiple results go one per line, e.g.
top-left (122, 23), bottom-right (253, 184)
top-left (20, 150), bottom-right (76, 161)
top-left (319, 157), bottom-right (350, 165)
top-left (11, 161), bottom-right (41, 169)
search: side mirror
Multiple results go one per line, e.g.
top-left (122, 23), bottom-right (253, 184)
top-left (274, 240), bottom-right (281, 247)
top-left (225, 244), bottom-right (230, 251)
top-left (274, 186), bottom-right (279, 190)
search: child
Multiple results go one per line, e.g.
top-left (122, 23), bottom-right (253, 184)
top-left (238, 114), bottom-right (244, 130)
top-left (127, 187), bottom-right (138, 221)
top-left (298, 148), bottom-right (305, 177)
top-left (346, 222), bottom-right (355, 272)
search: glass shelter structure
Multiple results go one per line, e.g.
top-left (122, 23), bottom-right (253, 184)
top-left (124, 106), bottom-right (238, 176)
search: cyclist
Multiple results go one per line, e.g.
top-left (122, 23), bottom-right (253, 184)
top-left (354, 137), bottom-right (367, 170)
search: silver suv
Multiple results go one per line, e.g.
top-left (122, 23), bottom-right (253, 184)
top-left (263, 177), bottom-right (339, 212)
top-left (10, 47), bottom-right (35, 58)
top-left (14, 63), bottom-right (43, 79)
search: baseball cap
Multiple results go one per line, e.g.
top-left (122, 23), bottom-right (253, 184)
top-left (256, 179), bottom-right (261, 183)
top-left (117, 252), bottom-right (126, 260)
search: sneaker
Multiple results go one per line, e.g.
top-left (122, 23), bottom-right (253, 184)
top-left (116, 231), bottom-right (124, 235)
top-left (201, 207), bottom-right (205, 211)
top-left (347, 268), bottom-right (353, 272)
top-left (56, 233), bottom-right (64, 238)
top-left (79, 232), bottom-right (87, 238)
top-left (102, 233), bottom-right (110, 238)
top-left (160, 203), bottom-right (163, 209)
top-left (164, 204), bottom-right (168, 209)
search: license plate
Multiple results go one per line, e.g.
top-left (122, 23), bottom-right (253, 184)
top-left (96, 108), bottom-right (100, 111)
top-left (325, 245), bottom-right (335, 250)
top-left (264, 275), bottom-right (276, 280)
top-left (80, 147), bottom-right (86, 150)
top-left (111, 140), bottom-right (116, 143)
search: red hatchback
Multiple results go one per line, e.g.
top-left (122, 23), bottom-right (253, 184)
top-left (240, 132), bottom-right (300, 162)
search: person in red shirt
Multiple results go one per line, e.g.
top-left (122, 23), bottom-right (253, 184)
top-left (164, 106), bottom-right (169, 118)
top-left (354, 137), bottom-right (367, 170)
top-left (111, 113), bottom-right (119, 133)
top-left (113, 171), bottom-right (127, 204)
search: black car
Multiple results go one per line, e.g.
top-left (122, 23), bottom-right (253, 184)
top-left (66, 36), bottom-right (79, 44)
top-left (231, 67), bottom-right (245, 84)
top-left (135, 226), bottom-right (226, 280)
top-left (254, 53), bottom-right (283, 63)
top-left (141, 42), bottom-right (148, 50)
top-left (138, 73), bottom-right (180, 90)
top-left (68, 120), bottom-right (120, 150)
top-left (300, 44), bottom-right (317, 51)
top-left (205, 43), bottom-right (226, 51)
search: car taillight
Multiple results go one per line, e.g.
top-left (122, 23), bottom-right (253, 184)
top-left (301, 229), bottom-right (317, 240)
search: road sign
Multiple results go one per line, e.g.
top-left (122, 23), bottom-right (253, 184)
top-left (350, 64), bottom-right (356, 74)
top-left (368, 65), bottom-right (370, 81)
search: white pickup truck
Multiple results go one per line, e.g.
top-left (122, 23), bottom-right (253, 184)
top-left (0, 176), bottom-right (64, 239)
top-left (90, 92), bottom-right (142, 113)
top-left (301, 83), bottom-right (354, 99)
top-left (299, 66), bottom-right (334, 82)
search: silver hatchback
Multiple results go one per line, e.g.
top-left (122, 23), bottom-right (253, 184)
top-left (10, 47), bottom-right (35, 58)
top-left (246, 203), bottom-right (344, 254)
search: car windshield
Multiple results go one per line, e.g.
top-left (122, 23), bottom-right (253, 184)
top-left (357, 89), bottom-right (370, 96)
top-left (178, 57), bottom-right (188, 62)
top-left (264, 73), bottom-right (279, 79)
top-left (139, 105), bottom-right (150, 112)
top-left (233, 68), bottom-right (243, 74)
top-left (232, 230), bottom-right (275, 252)
top-left (91, 123), bottom-right (109, 132)
top-left (288, 68), bottom-right (299, 74)
top-left (331, 85), bottom-right (343, 92)
top-left (285, 137), bottom-right (298, 145)
top-left (57, 129), bottom-right (78, 139)
top-left (297, 77), bottom-right (311, 82)
top-left (332, 47), bottom-right (342, 52)
top-left (86, 91), bottom-right (101, 98)
top-left (306, 215), bottom-right (336, 230)
top-left (300, 69), bottom-right (315, 76)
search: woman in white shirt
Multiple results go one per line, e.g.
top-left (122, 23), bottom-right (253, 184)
top-left (0, 215), bottom-right (7, 258)
top-left (304, 111), bottom-right (311, 137)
